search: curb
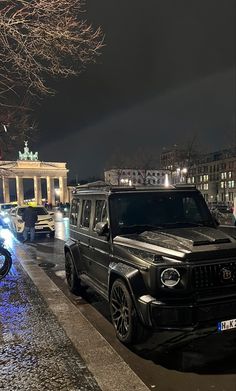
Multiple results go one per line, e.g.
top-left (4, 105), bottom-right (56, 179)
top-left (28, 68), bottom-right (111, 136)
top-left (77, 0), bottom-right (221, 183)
top-left (14, 243), bottom-right (150, 391)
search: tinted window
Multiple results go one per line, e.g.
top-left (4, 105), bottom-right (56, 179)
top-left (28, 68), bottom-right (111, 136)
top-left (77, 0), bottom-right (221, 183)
top-left (2, 204), bottom-right (17, 210)
top-left (80, 200), bottom-right (92, 228)
top-left (110, 191), bottom-right (214, 235)
top-left (94, 200), bottom-right (108, 228)
top-left (70, 198), bottom-right (80, 226)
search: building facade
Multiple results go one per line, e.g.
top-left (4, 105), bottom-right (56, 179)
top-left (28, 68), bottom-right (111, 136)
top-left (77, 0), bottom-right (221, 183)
top-left (0, 142), bottom-right (69, 205)
top-left (187, 148), bottom-right (236, 205)
top-left (160, 145), bottom-right (236, 205)
top-left (104, 168), bottom-right (170, 186)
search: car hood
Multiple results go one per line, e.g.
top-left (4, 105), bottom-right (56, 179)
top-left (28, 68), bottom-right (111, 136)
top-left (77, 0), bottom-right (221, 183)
top-left (113, 226), bottom-right (236, 261)
top-left (37, 215), bottom-right (52, 221)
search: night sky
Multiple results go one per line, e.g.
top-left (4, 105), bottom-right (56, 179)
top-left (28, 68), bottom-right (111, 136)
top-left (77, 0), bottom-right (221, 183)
top-left (34, 0), bottom-right (235, 179)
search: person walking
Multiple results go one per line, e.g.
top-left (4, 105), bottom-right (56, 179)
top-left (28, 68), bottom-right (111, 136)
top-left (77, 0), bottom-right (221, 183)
top-left (22, 206), bottom-right (38, 243)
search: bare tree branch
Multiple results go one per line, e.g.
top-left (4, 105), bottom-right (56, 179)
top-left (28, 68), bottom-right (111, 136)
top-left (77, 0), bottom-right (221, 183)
top-left (0, 0), bottom-right (104, 157)
top-left (0, 0), bottom-right (104, 103)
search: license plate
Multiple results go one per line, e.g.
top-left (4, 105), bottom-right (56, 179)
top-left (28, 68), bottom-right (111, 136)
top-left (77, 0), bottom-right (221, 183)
top-left (218, 318), bottom-right (236, 332)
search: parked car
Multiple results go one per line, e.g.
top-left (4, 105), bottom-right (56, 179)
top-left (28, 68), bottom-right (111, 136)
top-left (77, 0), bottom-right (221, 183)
top-left (210, 204), bottom-right (235, 226)
top-left (64, 183), bottom-right (236, 344)
top-left (9, 205), bottom-right (55, 239)
top-left (0, 203), bottom-right (18, 227)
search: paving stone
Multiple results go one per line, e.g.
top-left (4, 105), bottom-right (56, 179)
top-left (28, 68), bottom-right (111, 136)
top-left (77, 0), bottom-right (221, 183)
top-left (0, 260), bottom-right (101, 391)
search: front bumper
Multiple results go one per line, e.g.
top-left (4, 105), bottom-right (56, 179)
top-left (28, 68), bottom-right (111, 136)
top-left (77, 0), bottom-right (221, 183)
top-left (17, 224), bottom-right (55, 233)
top-left (138, 296), bottom-right (236, 330)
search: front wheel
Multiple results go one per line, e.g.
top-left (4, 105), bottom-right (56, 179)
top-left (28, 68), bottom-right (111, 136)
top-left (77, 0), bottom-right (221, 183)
top-left (110, 279), bottom-right (146, 344)
top-left (0, 247), bottom-right (12, 280)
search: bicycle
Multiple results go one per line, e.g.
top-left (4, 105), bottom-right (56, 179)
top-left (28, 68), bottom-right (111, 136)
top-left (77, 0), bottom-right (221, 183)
top-left (0, 238), bottom-right (12, 280)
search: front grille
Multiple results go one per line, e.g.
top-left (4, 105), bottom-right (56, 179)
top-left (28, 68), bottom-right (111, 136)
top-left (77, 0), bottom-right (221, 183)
top-left (193, 261), bottom-right (236, 290)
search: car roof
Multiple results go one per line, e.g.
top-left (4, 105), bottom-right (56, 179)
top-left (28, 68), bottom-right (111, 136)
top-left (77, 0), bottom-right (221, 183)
top-left (72, 183), bottom-right (198, 197)
top-left (0, 202), bottom-right (17, 206)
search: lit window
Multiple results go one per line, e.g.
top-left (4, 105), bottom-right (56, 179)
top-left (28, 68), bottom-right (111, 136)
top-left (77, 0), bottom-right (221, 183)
top-left (221, 172), bottom-right (227, 179)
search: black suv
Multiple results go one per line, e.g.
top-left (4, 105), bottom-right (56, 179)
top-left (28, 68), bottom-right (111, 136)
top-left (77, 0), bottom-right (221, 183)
top-left (64, 183), bottom-right (236, 344)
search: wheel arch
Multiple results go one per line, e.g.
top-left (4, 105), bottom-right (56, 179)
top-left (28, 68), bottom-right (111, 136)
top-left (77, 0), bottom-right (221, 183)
top-left (108, 262), bottom-right (147, 324)
top-left (64, 240), bottom-right (81, 276)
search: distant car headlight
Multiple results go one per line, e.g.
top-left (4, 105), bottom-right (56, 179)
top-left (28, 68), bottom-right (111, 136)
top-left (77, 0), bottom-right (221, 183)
top-left (160, 268), bottom-right (180, 287)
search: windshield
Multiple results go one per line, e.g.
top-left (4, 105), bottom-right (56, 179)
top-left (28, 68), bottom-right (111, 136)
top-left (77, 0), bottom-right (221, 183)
top-left (18, 207), bottom-right (48, 216)
top-left (1, 204), bottom-right (16, 210)
top-left (110, 191), bottom-right (214, 235)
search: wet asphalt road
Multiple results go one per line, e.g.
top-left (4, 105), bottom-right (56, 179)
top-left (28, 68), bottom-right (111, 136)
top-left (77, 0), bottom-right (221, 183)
top-left (2, 212), bottom-right (236, 391)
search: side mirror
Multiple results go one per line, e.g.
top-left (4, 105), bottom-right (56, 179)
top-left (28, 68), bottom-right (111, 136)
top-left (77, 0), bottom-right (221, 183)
top-left (211, 212), bottom-right (219, 226)
top-left (94, 221), bottom-right (109, 237)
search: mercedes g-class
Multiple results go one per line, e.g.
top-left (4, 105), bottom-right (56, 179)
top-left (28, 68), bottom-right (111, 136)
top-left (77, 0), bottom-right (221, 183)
top-left (64, 183), bottom-right (236, 344)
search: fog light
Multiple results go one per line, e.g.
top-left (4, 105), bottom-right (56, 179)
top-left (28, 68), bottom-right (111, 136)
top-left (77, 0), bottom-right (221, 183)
top-left (161, 268), bottom-right (180, 287)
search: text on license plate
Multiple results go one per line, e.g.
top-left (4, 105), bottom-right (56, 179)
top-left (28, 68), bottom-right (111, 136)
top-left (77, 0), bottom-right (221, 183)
top-left (218, 318), bottom-right (236, 331)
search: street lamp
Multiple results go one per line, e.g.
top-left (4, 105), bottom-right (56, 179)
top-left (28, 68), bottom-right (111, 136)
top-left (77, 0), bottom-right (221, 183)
top-left (164, 173), bottom-right (170, 187)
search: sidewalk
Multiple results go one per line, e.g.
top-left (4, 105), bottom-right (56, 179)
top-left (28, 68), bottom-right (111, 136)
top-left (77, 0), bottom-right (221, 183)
top-left (0, 237), bottom-right (149, 391)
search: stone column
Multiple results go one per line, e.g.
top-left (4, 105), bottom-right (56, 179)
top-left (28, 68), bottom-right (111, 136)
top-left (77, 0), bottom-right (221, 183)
top-left (16, 176), bottom-right (24, 205)
top-left (34, 176), bottom-right (42, 205)
top-left (2, 177), bottom-right (10, 203)
top-left (59, 176), bottom-right (67, 203)
top-left (46, 176), bottom-right (55, 206)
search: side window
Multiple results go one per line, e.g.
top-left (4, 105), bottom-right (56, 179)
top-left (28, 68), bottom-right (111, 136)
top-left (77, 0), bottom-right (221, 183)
top-left (70, 198), bottom-right (80, 226)
top-left (80, 200), bottom-right (92, 228)
top-left (93, 200), bottom-right (108, 228)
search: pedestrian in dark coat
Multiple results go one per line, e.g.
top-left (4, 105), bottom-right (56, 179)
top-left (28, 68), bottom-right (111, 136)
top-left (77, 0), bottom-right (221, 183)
top-left (22, 206), bottom-right (38, 242)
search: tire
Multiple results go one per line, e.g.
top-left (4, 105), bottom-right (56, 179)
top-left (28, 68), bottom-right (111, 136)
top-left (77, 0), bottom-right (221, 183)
top-left (49, 231), bottom-right (55, 238)
top-left (109, 279), bottom-right (147, 344)
top-left (65, 251), bottom-right (82, 295)
top-left (0, 247), bottom-right (12, 280)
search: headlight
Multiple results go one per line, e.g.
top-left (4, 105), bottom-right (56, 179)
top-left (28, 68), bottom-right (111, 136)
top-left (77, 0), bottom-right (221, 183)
top-left (48, 218), bottom-right (53, 222)
top-left (17, 218), bottom-right (23, 223)
top-left (161, 268), bottom-right (180, 287)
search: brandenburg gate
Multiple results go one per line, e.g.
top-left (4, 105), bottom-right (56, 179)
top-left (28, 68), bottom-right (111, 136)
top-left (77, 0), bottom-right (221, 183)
top-left (0, 142), bottom-right (69, 205)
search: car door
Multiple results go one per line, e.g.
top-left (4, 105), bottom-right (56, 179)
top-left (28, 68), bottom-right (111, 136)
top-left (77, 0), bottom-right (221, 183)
top-left (89, 198), bottom-right (111, 292)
